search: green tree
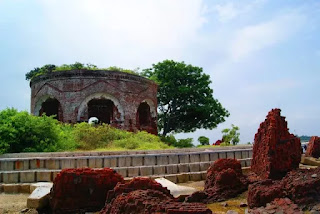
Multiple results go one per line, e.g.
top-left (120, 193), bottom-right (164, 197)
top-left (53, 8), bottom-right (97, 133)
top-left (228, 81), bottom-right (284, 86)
top-left (221, 124), bottom-right (240, 145)
top-left (143, 60), bottom-right (229, 136)
top-left (198, 136), bottom-right (210, 146)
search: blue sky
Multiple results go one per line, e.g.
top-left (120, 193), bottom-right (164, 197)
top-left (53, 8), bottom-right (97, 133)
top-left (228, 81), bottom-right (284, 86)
top-left (0, 0), bottom-right (319, 144)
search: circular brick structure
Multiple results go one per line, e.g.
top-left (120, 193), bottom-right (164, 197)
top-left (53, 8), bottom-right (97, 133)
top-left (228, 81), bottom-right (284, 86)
top-left (30, 70), bottom-right (158, 134)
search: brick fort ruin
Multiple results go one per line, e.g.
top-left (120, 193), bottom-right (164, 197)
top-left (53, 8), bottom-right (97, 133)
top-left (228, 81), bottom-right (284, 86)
top-left (30, 70), bottom-right (158, 134)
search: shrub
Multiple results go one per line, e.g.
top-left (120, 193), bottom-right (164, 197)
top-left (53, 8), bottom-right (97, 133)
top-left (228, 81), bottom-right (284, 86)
top-left (198, 136), bottom-right (209, 146)
top-left (174, 138), bottom-right (194, 148)
top-left (0, 108), bottom-right (62, 153)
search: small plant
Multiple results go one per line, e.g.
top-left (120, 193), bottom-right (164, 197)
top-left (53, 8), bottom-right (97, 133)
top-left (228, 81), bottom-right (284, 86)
top-left (221, 124), bottom-right (240, 145)
top-left (198, 136), bottom-right (209, 146)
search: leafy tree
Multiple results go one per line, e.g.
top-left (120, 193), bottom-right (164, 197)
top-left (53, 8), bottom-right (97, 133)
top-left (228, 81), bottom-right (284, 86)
top-left (198, 136), bottom-right (210, 146)
top-left (142, 60), bottom-right (229, 136)
top-left (222, 124), bottom-right (240, 145)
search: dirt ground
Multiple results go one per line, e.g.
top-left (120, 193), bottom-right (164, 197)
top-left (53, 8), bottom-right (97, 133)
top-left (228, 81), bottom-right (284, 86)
top-left (0, 193), bottom-right (29, 214)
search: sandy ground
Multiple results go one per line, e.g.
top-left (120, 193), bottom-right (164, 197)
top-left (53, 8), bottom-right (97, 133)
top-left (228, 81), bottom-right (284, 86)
top-left (0, 193), bottom-right (29, 214)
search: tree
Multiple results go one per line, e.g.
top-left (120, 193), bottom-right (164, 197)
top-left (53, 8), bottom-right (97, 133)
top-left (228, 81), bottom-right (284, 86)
top-left (198, 136), bottom-right (210, 146)
top-left (221, 124), bottom-right (240, 145)
top-left (143, 60), bottom-right (229, 136)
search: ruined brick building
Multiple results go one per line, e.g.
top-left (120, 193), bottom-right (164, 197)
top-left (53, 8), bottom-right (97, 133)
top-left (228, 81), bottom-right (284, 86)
top-left (30, 70), bottom-right (158, 134)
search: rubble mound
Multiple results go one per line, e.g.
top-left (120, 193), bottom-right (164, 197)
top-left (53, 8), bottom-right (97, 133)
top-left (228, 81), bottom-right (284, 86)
top-left (50, 168), bottom-right (124, 213)
top-left (305, 136), bottom-right (320, 158)
top-left (101, 177), bottom-right (212, 214)
top-left (101, 189), bottom-right (212, 214)
top-left (187, 158), bottom-right (248, 203)
top-left (248, 168), bottom-right (320, 208)
top-left (247, 179), bottom-right (285, 208)
top-left (105, 177), bottom-right (173, 204)
top-left (249, 198), bottom-right (303, 214)
top-left (251, 108), bottom-right (301, 179)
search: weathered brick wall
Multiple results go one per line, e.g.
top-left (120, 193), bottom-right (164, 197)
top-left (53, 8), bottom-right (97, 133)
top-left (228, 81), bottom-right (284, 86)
top-left (30, 70), bottom-right (158, 134)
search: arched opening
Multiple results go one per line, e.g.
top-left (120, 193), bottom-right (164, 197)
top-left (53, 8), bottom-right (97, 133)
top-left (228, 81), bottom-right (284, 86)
top-left (88, 99), bottom-right (115, 124)
top-left (39, 98), bottom-right (63, 121)
top-left (137, 102), bottom-right (152, 128)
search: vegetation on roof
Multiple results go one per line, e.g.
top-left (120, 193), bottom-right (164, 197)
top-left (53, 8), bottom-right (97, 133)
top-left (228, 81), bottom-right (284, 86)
top-left (25, 62), bottom-right (139, 80)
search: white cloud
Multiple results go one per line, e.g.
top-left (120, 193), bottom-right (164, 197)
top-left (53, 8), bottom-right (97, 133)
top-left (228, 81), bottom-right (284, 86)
top-left (229, 13), bottom-right (305, 61)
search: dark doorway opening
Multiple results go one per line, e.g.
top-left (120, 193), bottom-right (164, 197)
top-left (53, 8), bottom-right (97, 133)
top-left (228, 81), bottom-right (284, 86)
top-left (137, 102), bottom-right (151, 127)
top-left (88, 99), bottom-right (114, 124)
top-left (39, 98), bottom-right (62, 121)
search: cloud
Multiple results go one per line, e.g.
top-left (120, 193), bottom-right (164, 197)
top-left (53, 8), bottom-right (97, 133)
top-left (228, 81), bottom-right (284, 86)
top-left (229, 13), bottom-right (305, 61)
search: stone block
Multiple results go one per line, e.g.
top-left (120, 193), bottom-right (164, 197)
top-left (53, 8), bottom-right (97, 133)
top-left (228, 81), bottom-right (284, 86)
top-left (240, 159), bottom-right (246, 167)
top-left (118, 156), bottom-right (131, 167)
top-left (235, 151), bottom-right (242, 159)
top-left (37, 171), bottom-right (52, 182)
top-left (114, 167), bottom-right (128, 177)
top-left (227, 151), bottom-right (235, 159)
top-left (1, 160), bottom-right (14, 171)
top-left (177, 173), bottom-right (190, 183)
top-left (178, 164), bottom-right (189, 173)
top-left (140, 166), bottom-right (153, 176)
top-left (3, 172), bottom-right (19, 183)
top-left (144, 156), bottom-right (156, 166)
top-left (189, 163), bottom-right (200, 172)
top-left (52, 170), bottom-right (60, 181)
top-left (157, 155), bottom-right (168, 165)
top-left (76, 158), bottom-right (88, 168)
top-left (246, 159), bottom-right (252, 167)
top-left (3, 184), bottom-right (20, 193)
top-left (200, 162), bottom-right (210, 171)
top-left (127, 167), bottom-right (139, 177)
top-left (200, 153), bottom-right (210, 162)
top-left (164, 174), bottom-right (178, 183)
top-left (15, 160), bottom-right (29, 170)
top-left (210, 153), bottom-right (219, 162)
top-left (168, 155), bottom-right (179, 164)
top-left (132, 156), bottom-right (143, 166)
top-left (30, 182), bottom-right (53, 193)
top-left (249, 150), bottom-right (253, 158)
top-left (179, 154), bottom-right (190, 163)
top-left (20, 183), bottom-right (31, 193)
top-left (190, 154), bottom-right (200, 162)
top-left (242, 150), bottom-right (249, 159)
top-left (153, 165), bottom-right (166, 175)
top-left (190, 172), bottom-right (202, 181)
top-left (219, 152), bottom-right (227, 159)
top-left (0, 184), bottom-right (3, 193)
top-left (46, 159), bottom-right (60, 169)
top-left (20, 171), bottom-right (35, 183)
top-left (166, 165), bottom-right (178, 174)
top-left (27, 186), bottom-right (51, 209)
top-left (104, 157), bottom-right (117, 167)
top-left (61, 159), bottom-right (75, 169)
top-left (201, 171), bottom-right (207, 180)
top-left (88, 158), bottom-right (103, 168)
top-left (30, 159), bottom-right (44, 169)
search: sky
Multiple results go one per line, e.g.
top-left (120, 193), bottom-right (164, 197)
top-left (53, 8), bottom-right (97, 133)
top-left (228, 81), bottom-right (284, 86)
top-left (0, 0), bottom-right (319, 144)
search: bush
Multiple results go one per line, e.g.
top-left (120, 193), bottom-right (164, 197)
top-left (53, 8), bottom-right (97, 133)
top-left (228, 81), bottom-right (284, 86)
top-left (198, 136), bottom-right (209, 146)
top-left (0, 108), bottom-right (63, 153)
top-left (174, 138), bottom-right (194, 148)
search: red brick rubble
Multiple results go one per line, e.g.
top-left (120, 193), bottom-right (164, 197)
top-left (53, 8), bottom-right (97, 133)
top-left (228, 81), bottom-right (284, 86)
top-left (249, 198), bottom-right (303, 214)
top-left (187, 159), bottom-right (248, 203)
top-left (100, 177), bottom-right (212, 214)
top-left (251, 108), bottom-right (301, 179)
top-left (305, 136), bottom-right (320, 158)
top-left (248, 168), bottom-right (320, 208)
top-left (50, 168), bottom-right (124, 214)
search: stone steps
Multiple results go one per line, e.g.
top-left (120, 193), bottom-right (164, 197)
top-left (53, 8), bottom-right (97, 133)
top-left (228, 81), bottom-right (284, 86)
top-left (0, 159), bottom-right (252, 184)
top-left (0, 149), bottom-right (252, 171)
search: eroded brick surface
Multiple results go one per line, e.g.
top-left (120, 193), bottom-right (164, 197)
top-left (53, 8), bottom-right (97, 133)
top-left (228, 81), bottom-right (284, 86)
top-left (305, 136), bottom-right (320, 158)
top-left (251, 109), bottom-right (301, 179)
top-left (30, 70), bottom-right (158, 134)
top-left (50, 168), bottom-right (124, 213)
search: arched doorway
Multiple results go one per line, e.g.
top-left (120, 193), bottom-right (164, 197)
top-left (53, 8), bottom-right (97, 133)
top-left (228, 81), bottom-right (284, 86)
top-left (137, 102), bottom-right (152, 128)
top-left (39, 98), bottom-right (63, 121)
top-left (87, 99), bottom-right (115, 124)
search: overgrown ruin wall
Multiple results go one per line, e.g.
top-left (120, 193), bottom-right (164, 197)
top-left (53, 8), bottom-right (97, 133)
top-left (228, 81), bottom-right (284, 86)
top-left (30, 70), bottom-right (158, 134)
